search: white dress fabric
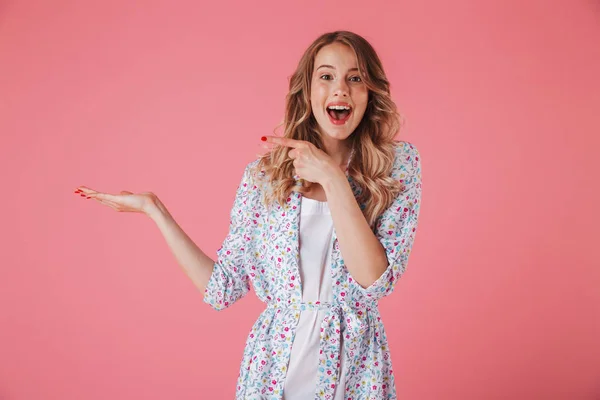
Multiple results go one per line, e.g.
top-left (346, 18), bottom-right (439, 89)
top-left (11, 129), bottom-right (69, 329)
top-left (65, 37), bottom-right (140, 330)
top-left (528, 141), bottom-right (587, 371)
top-left (282, 196), bottom-right (348, 400)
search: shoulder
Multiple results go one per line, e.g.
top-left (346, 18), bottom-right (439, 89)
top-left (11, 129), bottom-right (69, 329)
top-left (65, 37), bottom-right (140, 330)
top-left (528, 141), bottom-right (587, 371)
top-left (243, 158), bottom-right (261, 176)
top-left (391, 140), bottom-right (421, 180)
top-left (242, 158), bottom-right (266, 184)
top-left (238, 158), bottom-right (271, 197)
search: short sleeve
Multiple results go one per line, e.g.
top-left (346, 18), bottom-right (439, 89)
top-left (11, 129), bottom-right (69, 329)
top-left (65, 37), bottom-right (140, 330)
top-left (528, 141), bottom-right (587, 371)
top-left (203, 163), bottom-right (257, 311)
top-left (358, 142), bottom-right (422, 301)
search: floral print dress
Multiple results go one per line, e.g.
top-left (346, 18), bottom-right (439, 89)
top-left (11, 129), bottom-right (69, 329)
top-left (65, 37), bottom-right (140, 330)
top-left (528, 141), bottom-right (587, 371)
top-left (204, 141), bottom-right (422, 399)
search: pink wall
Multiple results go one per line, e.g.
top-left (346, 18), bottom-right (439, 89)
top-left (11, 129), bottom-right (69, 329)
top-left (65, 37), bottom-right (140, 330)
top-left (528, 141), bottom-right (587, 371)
top-left (1, 0), bottom-right (598, 399)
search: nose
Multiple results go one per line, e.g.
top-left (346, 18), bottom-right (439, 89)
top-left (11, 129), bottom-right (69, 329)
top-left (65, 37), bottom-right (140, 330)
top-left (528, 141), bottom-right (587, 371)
top-left (333, 79), bottom-right (349, 97)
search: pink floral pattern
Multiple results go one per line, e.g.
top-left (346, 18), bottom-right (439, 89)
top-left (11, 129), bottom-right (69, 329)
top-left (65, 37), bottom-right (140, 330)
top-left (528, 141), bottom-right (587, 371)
top-left (204, 141), bottom-right (422, 399)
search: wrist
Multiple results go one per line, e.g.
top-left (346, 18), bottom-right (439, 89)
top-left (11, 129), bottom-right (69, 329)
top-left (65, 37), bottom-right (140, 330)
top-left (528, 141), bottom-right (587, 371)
top-left (321, 168), bottom-right (347, 193)
top-left (145, 195), bottom-right (169, 221)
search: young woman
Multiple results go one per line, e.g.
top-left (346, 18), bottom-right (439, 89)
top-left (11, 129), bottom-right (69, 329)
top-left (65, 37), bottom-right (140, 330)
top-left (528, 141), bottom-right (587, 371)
top-left (75, 30), bottom-right (422, 400)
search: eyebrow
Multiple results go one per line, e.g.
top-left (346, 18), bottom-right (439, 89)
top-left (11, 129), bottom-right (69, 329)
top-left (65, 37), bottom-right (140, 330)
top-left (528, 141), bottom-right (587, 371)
top-left (316, 64), bottom-right (359, 72)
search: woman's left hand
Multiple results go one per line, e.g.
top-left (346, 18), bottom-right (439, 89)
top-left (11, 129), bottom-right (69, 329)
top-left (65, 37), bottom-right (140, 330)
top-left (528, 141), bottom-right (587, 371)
top-left (262, 136), bottom-right (342, 186)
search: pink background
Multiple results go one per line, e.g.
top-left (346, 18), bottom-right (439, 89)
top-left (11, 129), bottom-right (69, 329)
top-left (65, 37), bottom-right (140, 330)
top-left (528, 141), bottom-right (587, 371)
top-left (1, 0), bottom-right (599, 399)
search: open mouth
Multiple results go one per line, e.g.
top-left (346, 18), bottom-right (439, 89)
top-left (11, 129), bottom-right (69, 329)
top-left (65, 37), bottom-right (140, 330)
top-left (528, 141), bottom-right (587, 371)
top-left (326, 105), bottom-right (352, 125)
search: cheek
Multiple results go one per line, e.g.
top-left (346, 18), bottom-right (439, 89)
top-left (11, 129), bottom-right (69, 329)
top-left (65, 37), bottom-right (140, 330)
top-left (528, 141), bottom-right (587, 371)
top-left (354, 92), bottom-right (369, 117)
top-left (356, 89), bottom-right (369, 104)
top-left (311, 82), bottom-right (328, 100)
top-left (310, 85), bottom-right (327, 113)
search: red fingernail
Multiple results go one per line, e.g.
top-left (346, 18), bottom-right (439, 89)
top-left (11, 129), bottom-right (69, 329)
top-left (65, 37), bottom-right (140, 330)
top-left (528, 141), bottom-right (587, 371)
top-left (80, 194), bottom-right (86, 197)
top-left (261, 136), bottom-right (267, 141)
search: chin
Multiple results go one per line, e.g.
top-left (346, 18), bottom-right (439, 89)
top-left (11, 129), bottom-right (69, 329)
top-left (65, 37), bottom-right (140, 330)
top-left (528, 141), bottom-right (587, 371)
top-left (322, 129), bottom-right (354, 141)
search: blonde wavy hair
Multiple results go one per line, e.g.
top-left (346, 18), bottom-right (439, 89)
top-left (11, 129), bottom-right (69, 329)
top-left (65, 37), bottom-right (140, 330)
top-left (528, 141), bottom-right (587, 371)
top-left (253, 30), bottom-right (404, 228)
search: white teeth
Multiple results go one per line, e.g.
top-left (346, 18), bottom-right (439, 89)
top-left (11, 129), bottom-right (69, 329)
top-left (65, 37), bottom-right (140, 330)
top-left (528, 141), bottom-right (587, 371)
top-left (327, 105), bottom-right (351, 110)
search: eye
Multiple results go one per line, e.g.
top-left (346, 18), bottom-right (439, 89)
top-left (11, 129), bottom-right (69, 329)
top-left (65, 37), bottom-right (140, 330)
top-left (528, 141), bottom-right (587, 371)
top-left (350, 76), bottom-right (362, 82)
top-left (320, 74), bottom-right (332, 80)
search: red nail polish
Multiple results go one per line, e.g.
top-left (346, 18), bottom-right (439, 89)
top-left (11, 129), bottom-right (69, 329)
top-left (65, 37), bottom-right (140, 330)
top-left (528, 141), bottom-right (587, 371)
top-left (261, 136), bottom-right (267, 141)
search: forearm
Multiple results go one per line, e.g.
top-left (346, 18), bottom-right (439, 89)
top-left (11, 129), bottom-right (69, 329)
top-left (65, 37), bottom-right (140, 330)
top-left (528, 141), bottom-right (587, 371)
top-left (146, 197), bottom-right (215, 293)
top-left (322, 172), bottom-right (388, 289)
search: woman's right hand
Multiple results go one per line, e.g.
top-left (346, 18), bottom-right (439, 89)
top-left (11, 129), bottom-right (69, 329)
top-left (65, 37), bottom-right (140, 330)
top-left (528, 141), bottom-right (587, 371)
top-left (74, 186), bottom-right (158, 216)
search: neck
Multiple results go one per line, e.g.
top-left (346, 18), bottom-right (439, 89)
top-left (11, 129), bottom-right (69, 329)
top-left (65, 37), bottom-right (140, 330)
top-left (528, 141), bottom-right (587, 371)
top-left (321, 137), bottom-right (353, 169)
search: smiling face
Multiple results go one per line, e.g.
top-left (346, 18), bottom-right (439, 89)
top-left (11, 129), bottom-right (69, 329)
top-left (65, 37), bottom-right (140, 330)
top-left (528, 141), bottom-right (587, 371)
top-left (310, 42), bottom-right (369, 144)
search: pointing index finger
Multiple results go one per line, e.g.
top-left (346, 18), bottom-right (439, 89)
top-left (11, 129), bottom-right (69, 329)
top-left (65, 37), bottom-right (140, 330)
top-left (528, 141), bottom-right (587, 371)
top-left (263, 136), bottom-right (305, 148)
